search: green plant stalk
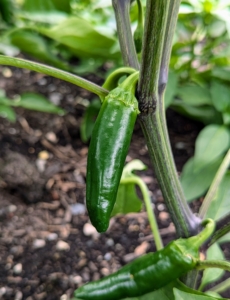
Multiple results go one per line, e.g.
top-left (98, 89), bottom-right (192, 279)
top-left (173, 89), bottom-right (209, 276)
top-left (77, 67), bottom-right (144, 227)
top-left (137, 0), bottom-right (169, 107)
top-left (159, 0), bottom-right (181, 95)
top-left (121, 177), bottom-right (163, 251)
top-left (199, 149), bottom-right (230, 218)
top-left (208, 213), bottom-right (230, 246)
top-left (208, 278), bottom-right (230, 294)
top-left (196, 259), bottom-right (230, 273)
top-left (0, 55), bottom-right (108, 98)
top-left (112, 0), bottom-right (139, 69)
top-left (136, 0), bottom-right (200, 237)
top-left (139, 110), bottom-right (200, 237)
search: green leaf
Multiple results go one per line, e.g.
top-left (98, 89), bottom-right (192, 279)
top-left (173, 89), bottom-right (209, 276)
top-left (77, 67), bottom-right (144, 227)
top-left (212, 68), bottom-right (230, 82)
top-left (194, 125), bottom-right (230, 166)
top-left (22, 0), bottom-right (71, 13)
top-left (199, 243), bottom-right (225, 291)
top-left (210, 80), bottom-right (230, 113)
top-left (171, 101), bottom-right (222, 125)
top-left (118, 280), bottom-right (224, 300)
top-left (208, 20), bottom-right (226, 38)
top-left (80, 98), bottom-right (101, 142)
top-left (223, 111), bottom-right (230, 125)
top-left (37, 17), bottom-right (119, 59)
top-left (176, 84), bottom-right (212, 106)
top-left (0, 0), bottom-right (14, 24)
top-left (9, 29), bottom-right (69, 70)
top-left (0, 104), bottom-right (16, 122)
top-left (0, 95), bottom-right (13, 106)
top-left (180, 156), bottom-right (222, 202)
top-left (12, 92), bottom-right (65, 115)
top-left (111, 183), bottom-right (142, 216)
top-left (206, 172), bottom-right (230, 221)
top-left (165, 71), bottom-right (178, 108)
top-left (174, 288), bottom-right (225, 300)
top-left (111, 160), bottom-right (146, 217)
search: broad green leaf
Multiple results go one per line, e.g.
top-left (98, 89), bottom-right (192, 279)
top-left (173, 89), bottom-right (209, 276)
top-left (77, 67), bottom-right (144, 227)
top-left (118, 281), bottom-right (224, 300)
top-left (174, 288), bottom-right (225, 300)
top-left (223, 111), bottom-right (230, 125)
top-left (111, 160), bottom-right (146, 216)
top-left (0, 95), bottom-right (13, 106)
top-left (212, 68), bottom-right (230, 82)
top-left (180, 156), bottom-right (222, 202)
top-left (210, 81), bottom-right (230, 113)
top-left (37, 17), bottom-right (119, 59)
top-left (111, 183), bottom-right (142, 216)
top-left (171, 101), bottom-right (222, 125)
top-left (194, 125), bottom-right (230, 166)
top-left (0, 0), bottom-right (14, 24)
top-left (80, 98), bottom-right (101, 143)
top-left (0, 41), bottom-right (19, 56)
top-left (9, 29), bottom-right (69, 70)
top-left (12, 92), bottom-right (65, 115)
top-left (165, 71), bottom-right (178, 108)
top-left (0, 104), bottom-right (16, 122)
top-left (23, 0), bottom-right (71, 13)
top-left (208, 20), bottom-right (226, 38)
top-left (176, 85), bottom-right (212, 106)
top-left (206, 172), bottom-right (230, 220)
top-left (50, 0), bottom-right (71, 13)
top-left (23, 0), bottom-right (55, 12)
top-left (19, 11), bottom-right (68, 24)
top-left (199, 243), bottom-right (225, 291)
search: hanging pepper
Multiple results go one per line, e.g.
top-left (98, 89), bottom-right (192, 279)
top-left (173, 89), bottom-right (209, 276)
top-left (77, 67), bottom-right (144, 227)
top-left (86, 72), bottom-right (139, 233)
top-left (74, 219), bottom-right (215, 300)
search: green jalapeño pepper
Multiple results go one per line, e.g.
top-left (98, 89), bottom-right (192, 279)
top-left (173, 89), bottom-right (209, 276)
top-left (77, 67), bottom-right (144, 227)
top-left (74, 219), bottom-right (215, 300)
top-left (86, 72), bottom-right (140, 233)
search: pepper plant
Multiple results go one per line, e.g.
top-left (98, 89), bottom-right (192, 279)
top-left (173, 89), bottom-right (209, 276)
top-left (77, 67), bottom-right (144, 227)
top-left (1, 0), bottom-right (230, 299)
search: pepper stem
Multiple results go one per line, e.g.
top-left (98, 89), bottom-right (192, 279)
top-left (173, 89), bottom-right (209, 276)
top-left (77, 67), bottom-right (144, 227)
top-left (121, 71), bottom-right (139, 94)
top-left (0, 55), bottom-right (108, 98)
top-left (102, 67), bottom-right (137, 94)
top-left (186, 219), bottom-right (215, 250)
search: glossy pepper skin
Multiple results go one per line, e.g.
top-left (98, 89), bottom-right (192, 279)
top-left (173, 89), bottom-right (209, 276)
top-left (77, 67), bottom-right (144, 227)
top-left (74, 239), bottom-right (196, 300)
top-left (86, 73), bottom-right (139, 232)
top-left (74, 219), bottom-right (215, 300)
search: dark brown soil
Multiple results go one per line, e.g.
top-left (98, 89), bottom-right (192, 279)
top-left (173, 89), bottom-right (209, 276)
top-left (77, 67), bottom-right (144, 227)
top-left (0, 64), bottom-right (205, 300)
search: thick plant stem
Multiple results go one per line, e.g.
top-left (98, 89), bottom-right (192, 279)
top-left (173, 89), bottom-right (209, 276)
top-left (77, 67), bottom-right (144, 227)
top-left (137, 0), bottom-right (200, 237)
top-left (112, 0), bottom-right (139, 69)
top-left (139, 108), bottom-right (200, 237)
top-left (138, 0), bottom-right (169, 108)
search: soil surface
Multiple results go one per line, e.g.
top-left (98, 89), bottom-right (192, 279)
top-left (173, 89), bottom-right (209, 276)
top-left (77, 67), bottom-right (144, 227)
top-left (0, 63), bottom-right (219, 300)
